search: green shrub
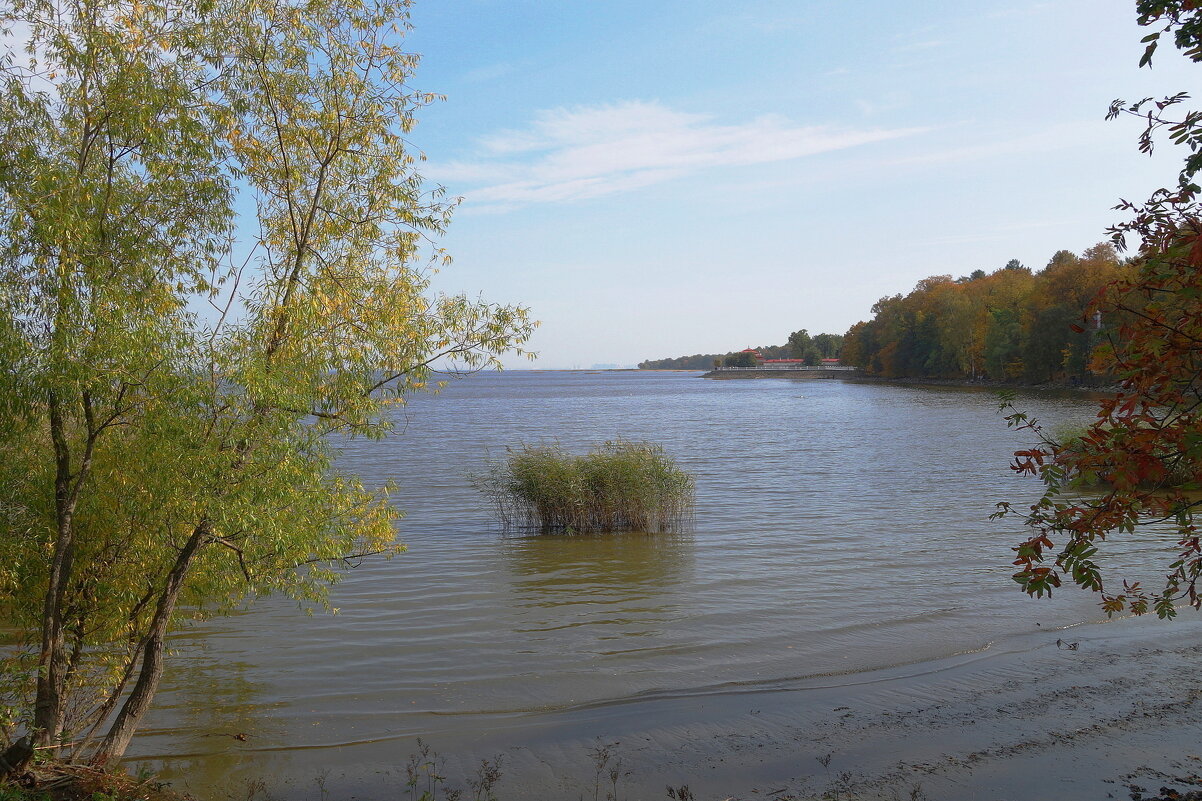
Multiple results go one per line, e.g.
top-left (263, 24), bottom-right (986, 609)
top-left (472, 440), bottom-right (694, 533)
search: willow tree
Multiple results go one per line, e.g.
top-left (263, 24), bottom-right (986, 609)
top-left (0, 0), bottom-right (534, 768)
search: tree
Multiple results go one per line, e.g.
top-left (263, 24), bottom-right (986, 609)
top-left (996, 0), bottom-right (1202, 618)
top-left (840, 321), bottom-right (869, 369)
top-left (724, 350), bottom-right (759, 368)
top-left (812, 332), bottom-right (844, 360)
top-left (0, 0), bottom-right (534, 767)
top-left (787, 328), bottom-right (822, 365)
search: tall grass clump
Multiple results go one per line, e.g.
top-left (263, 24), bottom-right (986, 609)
top-left (472, 439), bottom-right (694, 533)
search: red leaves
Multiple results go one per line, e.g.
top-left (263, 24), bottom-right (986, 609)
top-left (1010, 448), bottom-right (1047, 475)
top-left (1002, 230), bottom-right (1202, 615)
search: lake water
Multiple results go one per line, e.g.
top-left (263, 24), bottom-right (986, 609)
top-left (130, 371), bottom-right (1145, 798)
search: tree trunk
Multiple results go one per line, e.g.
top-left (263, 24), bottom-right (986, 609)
top-left (33, 391), bottom-right (78, 751)
top-left (91, 523), bottom-right (207, 765)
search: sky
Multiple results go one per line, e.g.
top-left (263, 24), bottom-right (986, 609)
top-left (396, 0), bottom-right (1197, 369)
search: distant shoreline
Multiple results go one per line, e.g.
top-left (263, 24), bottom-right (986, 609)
top-left (699, 368), bottom-right (861, 380)
top-left (696, 368), bottom-right (1119, 393)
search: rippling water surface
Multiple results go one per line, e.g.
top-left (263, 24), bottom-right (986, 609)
top-left (132, 372), bottom-right (1135, 795)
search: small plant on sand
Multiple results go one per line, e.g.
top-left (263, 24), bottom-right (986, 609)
top-left (473, 440), bottom-right (694, 534)
top-left (584, 741), bottom-right (630, 801)
top-left (403, 739), bottom-right (503, 801)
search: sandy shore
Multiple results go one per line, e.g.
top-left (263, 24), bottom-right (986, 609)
top-left (192, 616), bottom-right (1202, 800)
top-left (468, 618), bottom-right (1202, 801)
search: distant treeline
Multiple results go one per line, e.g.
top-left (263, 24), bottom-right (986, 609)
top-left (637, 350), bottom-right (762, 370)
top-left (638, 330), bottom-right (843, 370)
top-left (641, 243), bottom-right (1127, 383)
top-left (843, 244), bottom-right (1126, 382)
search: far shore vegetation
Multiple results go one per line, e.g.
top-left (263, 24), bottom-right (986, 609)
top-left (639, 329), bottom-right (843, 370)
top-left (472, 440), bottom-right (695, 534)
top-left (643, 243), bottom-right (1134, 386)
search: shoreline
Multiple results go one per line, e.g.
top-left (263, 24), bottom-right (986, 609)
top-left (844, 374), bottom-right (1122, 394)
top-left (696, 368), bottom-right (1120, 393)
top-left (147, 616), bottom-right (1202, 801)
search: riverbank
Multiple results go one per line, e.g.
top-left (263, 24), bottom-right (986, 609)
top-left (845, 374), bottom-right (1121, 393)
top-left (426, 615), bottom-right (1202, 801)
top-left (2, 762), bottom-right (189, 801)
top-left (130, 616), bottom-right (1202, 801)
top-left (700, 368), bottom-right (1120, 393)
top-left (700, 368), bottom-right (863, 379)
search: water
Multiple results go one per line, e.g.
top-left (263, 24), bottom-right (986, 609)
top-left (129, 372), bottom-right (1138, 796)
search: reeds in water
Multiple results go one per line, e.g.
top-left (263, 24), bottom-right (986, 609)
top-left (472, 439), bottom-right (694, 533)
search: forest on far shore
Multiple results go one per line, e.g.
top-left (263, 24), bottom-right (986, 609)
top-left (641, 242), bottom-right (1128, 384)
top-left (844, 243), bottom-right (1125, 383)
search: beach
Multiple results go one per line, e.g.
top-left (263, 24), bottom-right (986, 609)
top-left (451, 616), bottom-right (1202, 800)
top-left (166, 616), bottom-right (1202, 801)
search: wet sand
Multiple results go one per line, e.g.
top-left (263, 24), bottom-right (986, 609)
top-left (177, 616), bottom-right (1202, 800)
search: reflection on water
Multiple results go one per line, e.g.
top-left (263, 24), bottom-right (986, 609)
top-left (130, 641), bottom-right (281, 791)
top-left (502, 532), bottom-right (692, 656)
top-left (503, 531), bottom-right (691, 604)
top-left (129, 372), bottom-right (1136, 798)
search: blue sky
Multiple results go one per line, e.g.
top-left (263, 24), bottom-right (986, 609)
top-left (401, 1), bottom-right (1195, 369)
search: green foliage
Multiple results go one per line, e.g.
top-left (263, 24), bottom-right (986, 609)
top-left (473, 440), bottom-right (695, 534)
top-left (0, 0), bottom-right (534, 763)
top-left (639, 332), bottom-right (843, 370)
top-left (638, 353), bottom-right (730, 370)
top-left (787, 329), bottom-right (844, 365)
top-left (722, 350), bottom-right (759, 368)
top-left (0, 787), bottom-right (48, 801)
top-left (788, 329), bottom-right (814, 362)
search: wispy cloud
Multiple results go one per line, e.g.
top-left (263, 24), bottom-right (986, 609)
top-left (886, 120), bottom-right (1117, 168)
top-left (461, 62), bottom-right (515, 84)
top-left (855, 91), bottom-right (912, 117)
top-left (434, 101), bottom-right (926, 210)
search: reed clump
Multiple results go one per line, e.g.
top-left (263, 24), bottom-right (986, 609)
top-left (472, 439), bottom-right (694, 533)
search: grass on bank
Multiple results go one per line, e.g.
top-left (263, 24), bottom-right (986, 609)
top-left (472, 439), bottom-right (694, 534)
top-left (0, 762), bottom-right (183, 801)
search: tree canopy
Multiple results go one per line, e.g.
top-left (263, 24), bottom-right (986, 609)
top-left (0, 0), bottom-right (534, 766)
top-left (841, 247), bottom-right (1127, 383)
